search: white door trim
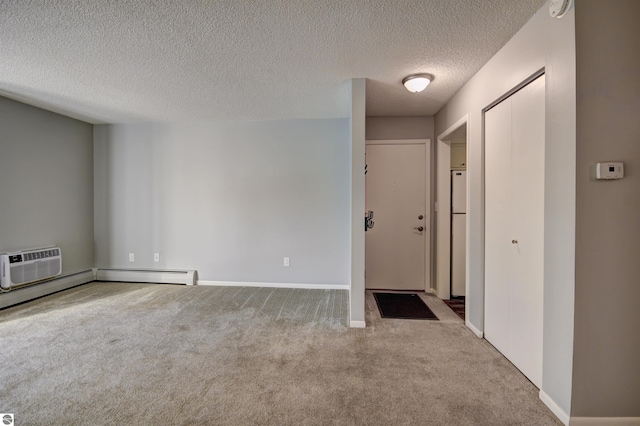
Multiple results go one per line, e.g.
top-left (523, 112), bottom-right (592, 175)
top-left (366, 139), bottom-right (428, 145)
top-left (365, 139), bottom-right (431, 292)
top-left (435, 116), bottom-right (469, 301)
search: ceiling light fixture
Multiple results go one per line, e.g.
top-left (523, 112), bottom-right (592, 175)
top-left (402, 73), bottom-right (433, 93)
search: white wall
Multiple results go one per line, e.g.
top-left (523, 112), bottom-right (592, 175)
top-left (349, 79), bottom-right (366, 327)
top-left (572, 0), bottom-right (640, 418)
top-left (435, 2), bottom-right (576, 421)
top-left (0, 96), bottom-right (94, 275)
top-left (94, 119), bottom-right (350, 287)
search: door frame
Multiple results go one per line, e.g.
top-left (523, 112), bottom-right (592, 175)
top-left (436, 116), bottom-right (469, 301)
top-left (365, 139), bottom-right (431, 292)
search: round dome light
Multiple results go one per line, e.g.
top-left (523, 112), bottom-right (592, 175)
top-left (402, 74), bottom-right (433, 93)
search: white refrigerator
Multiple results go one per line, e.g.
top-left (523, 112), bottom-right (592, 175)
top-left (451, 171), bottom-right (466, 297)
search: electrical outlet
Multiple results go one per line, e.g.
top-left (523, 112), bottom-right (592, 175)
top-left (283, 257), bottom-right (290, 267)
top-left (154, 253), bottom-right (160, 262)
top-left (129, 253), bottom-right (135, 262)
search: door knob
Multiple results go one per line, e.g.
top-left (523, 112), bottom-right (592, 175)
top-left (512, 239), bottom-right (518, 244)
top-left (414, 226), bottom-right (424, 232)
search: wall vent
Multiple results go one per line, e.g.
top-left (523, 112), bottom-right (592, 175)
top-left (1, 247), bottom-right (62, 290)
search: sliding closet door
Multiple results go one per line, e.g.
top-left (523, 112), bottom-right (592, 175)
top-left (484, 75), bottom-right (545, 388)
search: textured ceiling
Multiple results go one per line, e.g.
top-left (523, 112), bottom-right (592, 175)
top-left (0, 0), bottom-right (546, 124)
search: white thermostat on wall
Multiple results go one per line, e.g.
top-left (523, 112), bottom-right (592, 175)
top-left (596, 162), bottom-right (624, 180)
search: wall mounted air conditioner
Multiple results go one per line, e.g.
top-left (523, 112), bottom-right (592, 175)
top-left (1, 247), bottom-right (62, 290)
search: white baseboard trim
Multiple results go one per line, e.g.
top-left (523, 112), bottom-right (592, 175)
top-left (570, 418), bottom-right (640, 426)
top-left (0, 270), bottom-right (95, 310)
top-left (96, 268), bottom-right (197, 286)
top-left (349, 320), bottom-right (366, 328)
top-left (540, 390), bottom-right (570, 425)
top-left (196, 280), bottom-right (349, 290)
top-left (466, 320), bottom-right (484, 338)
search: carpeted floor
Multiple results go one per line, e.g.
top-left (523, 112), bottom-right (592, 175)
top-left (0, 282), bottom-right (560, 425)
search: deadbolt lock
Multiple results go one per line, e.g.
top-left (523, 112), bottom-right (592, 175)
top-left (418, 215), bottom-right (424, 220)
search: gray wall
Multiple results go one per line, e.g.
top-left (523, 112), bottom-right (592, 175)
top-left (94, 119), bottom-right (350, 286)
top-left (572, 0), bottom-right (640, 417)
top-left (435, 2), bottom-right (576, 419)
top-left (0, 96), bottom-right (94, 275)
top-left (350, 79), bottom-right (366, 326)
top-left (366, 116), bottom-right (434, 141)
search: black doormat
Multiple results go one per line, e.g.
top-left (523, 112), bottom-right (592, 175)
top-left (373, 292), bottom-right (438, 320)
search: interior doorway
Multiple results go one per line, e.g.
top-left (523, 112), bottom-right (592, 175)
top-left (436, 117), bottom-right (469, 303)
top-left (364, 139), bottom-right (431, 291)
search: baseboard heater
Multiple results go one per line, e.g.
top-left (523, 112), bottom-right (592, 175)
top-left (0, 269), bottom-right (95, 310)
top-left (96, 268), bottom-right (197, 286)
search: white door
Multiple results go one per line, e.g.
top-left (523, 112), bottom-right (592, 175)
top-left (484, 95), bottom-right (514, 361)
top-left (484, 75), bottom-right (545, 388)
top-left (365, 143), bottom-right (428, 290)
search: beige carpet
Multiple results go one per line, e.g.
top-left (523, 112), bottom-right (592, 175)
top-left (0, 282), bottom-right (560, 425)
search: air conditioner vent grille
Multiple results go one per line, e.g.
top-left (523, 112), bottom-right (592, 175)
top-left (1, 247), bottom-right (62, 290)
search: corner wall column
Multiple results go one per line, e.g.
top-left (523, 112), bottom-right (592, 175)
top-left (349, 78), bottom-right (366, 328)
